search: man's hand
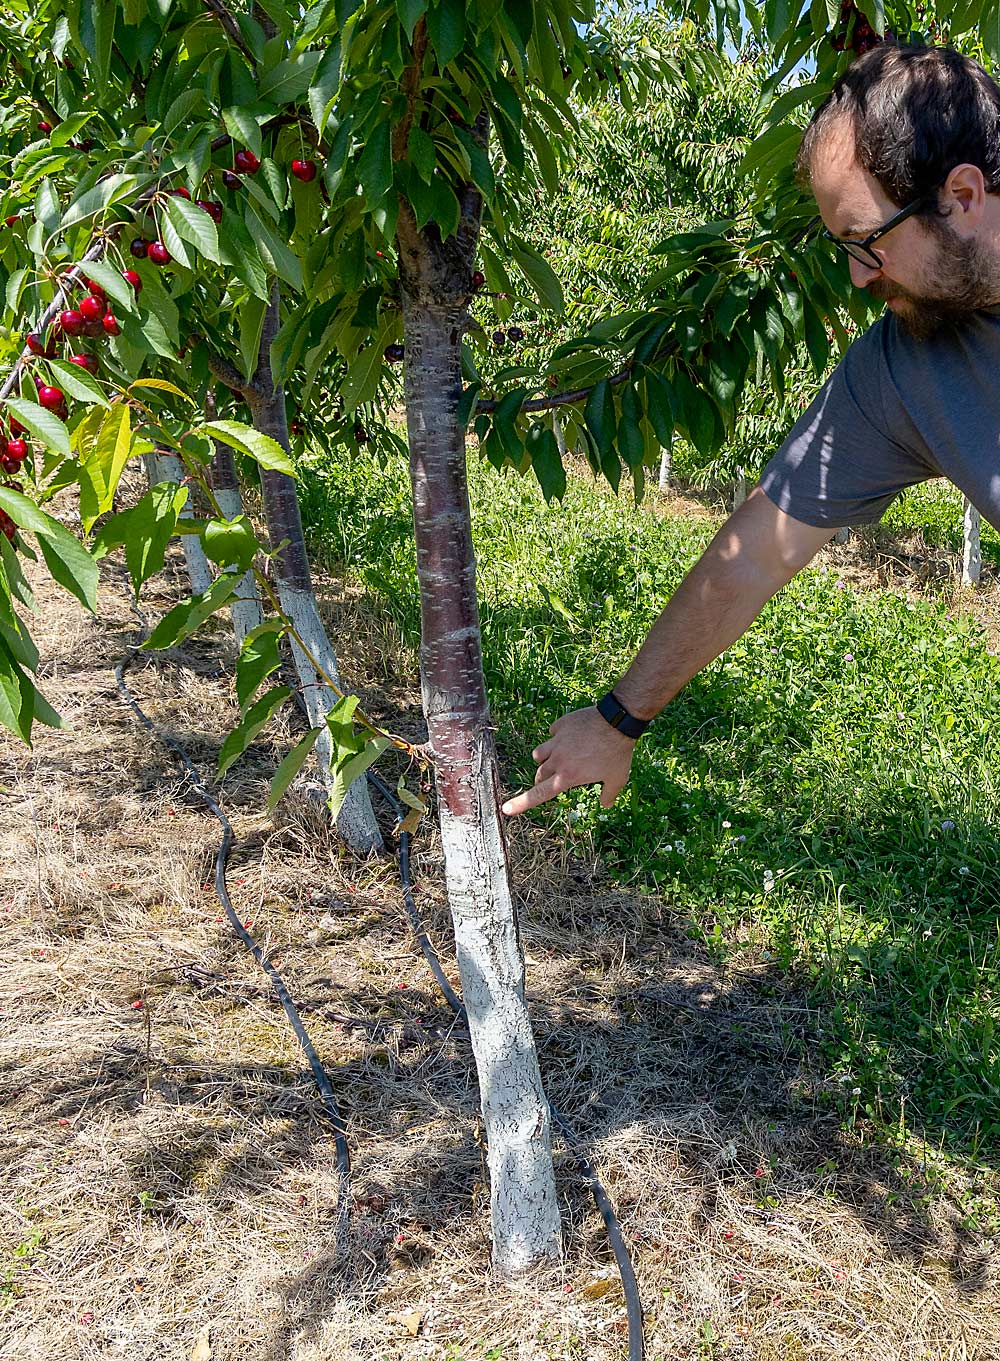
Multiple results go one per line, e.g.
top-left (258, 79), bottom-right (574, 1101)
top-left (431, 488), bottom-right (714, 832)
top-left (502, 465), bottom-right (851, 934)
top-left (501, 706), bottom-right (636, 816)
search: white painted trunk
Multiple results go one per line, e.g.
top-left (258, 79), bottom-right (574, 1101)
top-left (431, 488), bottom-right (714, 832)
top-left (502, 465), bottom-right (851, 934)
top-left (438, 745), bottom-right (560, 1273)
top-left (962, 497), bottom-right (981, 587)
top-left (215, 485), bottom-right (264, 646)
top-left (149, 452), bottom-right (214, 595)
top-left (276, 583), bottom-right (383, 854)
top-left (732, 468), bottom-right (747, 510)
top-left (658, 446), bottom-right (672, 491)
top-left (832, 526), bottom-right (850, 545)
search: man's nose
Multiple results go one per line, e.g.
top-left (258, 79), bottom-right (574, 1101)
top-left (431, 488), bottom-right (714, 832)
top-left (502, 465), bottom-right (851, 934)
top-left (849, 254), bottom-right (882, 288)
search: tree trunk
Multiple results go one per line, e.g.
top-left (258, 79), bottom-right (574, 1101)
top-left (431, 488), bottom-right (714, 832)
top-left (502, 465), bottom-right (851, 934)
top-left (962, 496), bottom-right (981, 587)
top-left (147, 449), bottom-right (214, 594)
top-left (243, 286), bottom-right (383, 855)
top-left (205, 388), bottom-right (264, 646)
top-left (658, 446), bottom-right (672, 491)
top-left (732, 467), bottom-right (747, 510)
top-left (396, 174), bottom-right (560, 1274)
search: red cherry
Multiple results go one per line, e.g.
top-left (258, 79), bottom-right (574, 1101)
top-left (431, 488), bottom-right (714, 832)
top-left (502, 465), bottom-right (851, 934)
top-left (6, 438), bottom-right (28, 460)
top-left (37, 385), bottom-right (64, 411)
top-left (79, 294), bottom-right (106, 321)
top-left (221, 171), bottom-right (242, 190)
top-left (81, 317), bottom-right (103, 337)
top-left (291, 159), bottom-right (317, 182)
top-left (103, 313), bottom-right (121, 336)
top-left (69, 354), bottom-right (99, 374)
top-left (9, 419), bottom-right (25, 434)
top-left (59, 309), bottom-right (85, 335)
top-left (169, 187), bottom-right (191, 199)
top-left (4, 215), bottom-right (19, 226)
top-left (129, 238), bottom-right (149, 258)
top-left (25, 333), bottom-right (46, 356)
top-left (122, 269), bottom-right (142, 294)
top-left (37, 121), bottom-right (52, 134)
top-left (196, 199), bottom-right (223, 223)
top-left (84, 278), bottom-right (106, 299)
top-left (471, 270), bottom-right (485, 289)
top-left (233, 149), bottom-right (260, 174)
top-left (147, 242), bottom-right (170, 266)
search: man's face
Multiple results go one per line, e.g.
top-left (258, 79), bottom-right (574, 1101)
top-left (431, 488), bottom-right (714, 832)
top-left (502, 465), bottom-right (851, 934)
top-left (810, 117), bottom-right (1000, 339)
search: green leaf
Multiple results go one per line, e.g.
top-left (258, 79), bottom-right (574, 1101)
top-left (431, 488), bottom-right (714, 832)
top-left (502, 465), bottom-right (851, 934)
top-left (511, 245), bottom-right (564, 313)
top-left (356, 119), bottom-right (392, 201)
top-left (218, 683), bottom-right (293, 775)
top-left (204, 515), bottom-right (258, 575)
top-left (407, 126), bottom-right (436, 182)
top-left (75, 259), bottom-right (139, 313)
top-left (144, 573), bottom-right (240, 650)
top-left (267, 725), bottom-right (324, 811)
top-left (164, 195), bottom-right (221, 264)
top-left (396, 0), bottom-right (427, 42)
top-left (94, 480), bottom-right (188, 594)
top-left (802, 297), bottom-right (831, 375)
top-left (49, 112), bottom-right (95, 148)
top-left (0, 635), bottom-right (35, 744)
top-left (426, 0), bottom-right (466, 66)
top-left (0, 488), bottom-right (99, 613)
top-left (129, 378), bottom-right (196, 406)
top-left (195, 421), bottom-right (296, 476)
top-left (235, 622), bottom-right (285, 713)
top-left (328, 734), bottom-right (391, 819)
top-left (258, 51), bottom-right (323, 104)
top-left (62, 174), bottom-right (146, 229)
top-left (584, 378), bottom-right (615, 455)
top-left (45, 358), bottom-right (111, 408)
top-left (4, 398), bottom-right (70, 457)
top-left (222, 105), bottom-right (263, 160)
top-left (618, 384), bottom-right (645, 470)
top-left (244, 204), bottom-right (304, 290)
top-left (526, 424), bottom-right (565, 502)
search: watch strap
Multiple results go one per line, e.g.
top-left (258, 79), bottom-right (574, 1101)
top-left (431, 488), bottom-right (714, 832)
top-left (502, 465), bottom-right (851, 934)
top-left (595, 690), bottom-right (650, 739)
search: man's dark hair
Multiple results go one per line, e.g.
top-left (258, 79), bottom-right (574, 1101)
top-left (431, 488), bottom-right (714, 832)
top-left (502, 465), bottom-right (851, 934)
top-left (797, 43), bottom-right (1000, 217)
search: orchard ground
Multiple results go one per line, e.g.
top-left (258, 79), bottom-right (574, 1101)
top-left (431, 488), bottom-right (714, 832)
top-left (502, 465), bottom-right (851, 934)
top-left (1, 459), bottom-right (999, 1361)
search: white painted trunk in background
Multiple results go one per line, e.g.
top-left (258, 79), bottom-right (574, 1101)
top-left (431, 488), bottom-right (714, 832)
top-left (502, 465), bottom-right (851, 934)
top-left (658, 446), bottom-right (672, 491)
top-left (732, 468), bottom-right (747, 510)
top-left (962, 497), bottom-right (981, 587)
top-left (215, 485), bottom-right (264, 646)
top-left (832, 526), bottom-right (850, 545)
top-left (276, 584), bottom-right (383, 855)
top-left (148, 452), bottom-right (213, 595)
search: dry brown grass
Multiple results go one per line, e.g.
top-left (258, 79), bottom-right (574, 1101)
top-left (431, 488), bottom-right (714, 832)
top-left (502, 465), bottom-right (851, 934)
top-left (2, 542), bottom-right (999, 1361)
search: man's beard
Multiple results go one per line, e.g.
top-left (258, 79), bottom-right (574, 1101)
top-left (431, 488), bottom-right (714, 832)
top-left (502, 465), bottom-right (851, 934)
top-left (867, 222), bottom-right (1000, 341)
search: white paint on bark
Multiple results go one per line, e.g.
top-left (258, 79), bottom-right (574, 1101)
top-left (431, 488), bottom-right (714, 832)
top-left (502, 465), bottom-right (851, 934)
top-left (732, 468), bottom-right (747, 510)
top-left (438, 731), bottom-right (560, 1276)
top-left (149, 452), bottom-right (213, 595)
top-left (658, 446), bottom-right (672, 491)
top-left (962, 497), bottom-right (981, 587)
top-left (277, 584), bottom-right (383, 855)
top-left (214, 485), bottom-right (264, 646)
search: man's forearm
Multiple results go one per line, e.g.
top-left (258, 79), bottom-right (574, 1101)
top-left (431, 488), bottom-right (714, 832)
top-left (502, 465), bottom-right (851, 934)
top-left (614, 488), bottom-right (834, 720)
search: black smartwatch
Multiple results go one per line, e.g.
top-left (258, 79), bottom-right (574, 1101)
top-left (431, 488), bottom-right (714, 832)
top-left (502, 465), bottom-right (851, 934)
top-left (595, 690), bottom-right (651, 740)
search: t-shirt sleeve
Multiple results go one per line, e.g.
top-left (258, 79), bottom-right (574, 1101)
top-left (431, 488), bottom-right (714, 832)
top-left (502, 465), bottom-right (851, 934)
top-left (759, 328), bottom-right (937, 528)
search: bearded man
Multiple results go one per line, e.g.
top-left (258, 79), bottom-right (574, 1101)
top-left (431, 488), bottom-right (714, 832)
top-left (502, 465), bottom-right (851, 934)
top-left (503, 42), bottom-right (1000, 819)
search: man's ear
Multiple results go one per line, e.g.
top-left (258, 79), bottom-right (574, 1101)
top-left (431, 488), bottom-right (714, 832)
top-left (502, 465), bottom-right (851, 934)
top-left (943, 163), bottom-right (987, 226)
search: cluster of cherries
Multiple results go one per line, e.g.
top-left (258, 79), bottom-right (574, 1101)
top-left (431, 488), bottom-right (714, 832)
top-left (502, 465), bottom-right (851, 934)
top-left (831, 1), bottom-right (885, 54)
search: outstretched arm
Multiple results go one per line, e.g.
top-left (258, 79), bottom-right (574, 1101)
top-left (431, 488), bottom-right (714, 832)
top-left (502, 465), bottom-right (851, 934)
top-left (502, 487), bottom-right (837, 816)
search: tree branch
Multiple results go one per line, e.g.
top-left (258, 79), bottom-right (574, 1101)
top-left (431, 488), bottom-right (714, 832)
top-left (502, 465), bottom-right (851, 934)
top-left (475, 364), bottom-right (632, 416)
top-left (205, 352), bottom-right (249, 394)
top-left (201, 0), bottom-right (257, 67)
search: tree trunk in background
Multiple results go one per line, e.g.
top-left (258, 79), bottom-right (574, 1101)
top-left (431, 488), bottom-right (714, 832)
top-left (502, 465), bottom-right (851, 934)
top-left (396, 141), bottom-right (560, 1275)
top-left (962, 496), bottom-right (981, 587)
top-left (658, 446), bottom-right (672, 491)
top-left (205, 388), bottom-right (264, 646)
top-left (242, 286), bottom-right (382, 854)
top-left (147, 449), bottom-right (213, 594)
top-left (732, 467), bottom-right (747, 510)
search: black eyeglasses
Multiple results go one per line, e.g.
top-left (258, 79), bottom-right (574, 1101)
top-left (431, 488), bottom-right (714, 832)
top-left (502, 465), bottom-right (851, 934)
top-left (823, 193), bottom-right (937, 269)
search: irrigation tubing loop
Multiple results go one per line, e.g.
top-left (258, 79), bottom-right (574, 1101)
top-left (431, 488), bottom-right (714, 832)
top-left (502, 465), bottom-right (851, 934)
top-left (113, 607), bottom-right (644, 1361)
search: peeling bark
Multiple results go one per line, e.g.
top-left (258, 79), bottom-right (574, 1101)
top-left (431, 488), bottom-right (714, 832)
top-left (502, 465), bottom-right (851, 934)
top-left (244, 285), bottom-right (383, 855)
top-left (396, 158), bottom-right (560, 1273)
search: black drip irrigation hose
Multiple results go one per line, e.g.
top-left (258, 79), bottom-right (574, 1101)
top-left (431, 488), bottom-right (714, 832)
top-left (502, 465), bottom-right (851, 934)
top-left (114, 625), bottom-right (644, 1360)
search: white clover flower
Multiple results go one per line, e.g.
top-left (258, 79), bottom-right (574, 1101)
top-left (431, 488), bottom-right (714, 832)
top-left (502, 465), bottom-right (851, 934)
top-left (722, 819), bottom-right (732, 829)
top-left (959, 866), bottom-right (970, 875)
top-left (852, 1087), bottom-right (862, 1096)
top-left (762, 870), bottom-right (775, 892)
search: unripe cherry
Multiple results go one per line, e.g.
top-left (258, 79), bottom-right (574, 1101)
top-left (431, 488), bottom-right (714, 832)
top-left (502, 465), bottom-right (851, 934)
top-left (37, 385), bottom-right (64, 411)
top-left (79, 294), bottom-right (106, 321)
top-left (59, 309), bottom-right (85, 335)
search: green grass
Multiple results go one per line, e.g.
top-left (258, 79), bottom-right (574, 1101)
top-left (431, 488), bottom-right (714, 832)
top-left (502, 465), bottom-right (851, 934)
top-left (884, 478), bottom-right (1000, 567)
top-left (298, 447), bottom-right (1000, 1160)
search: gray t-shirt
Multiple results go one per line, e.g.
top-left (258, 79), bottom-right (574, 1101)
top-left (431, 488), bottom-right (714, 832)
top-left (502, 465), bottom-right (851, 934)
top-left (760, 306), bottom-right (1000, 533)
